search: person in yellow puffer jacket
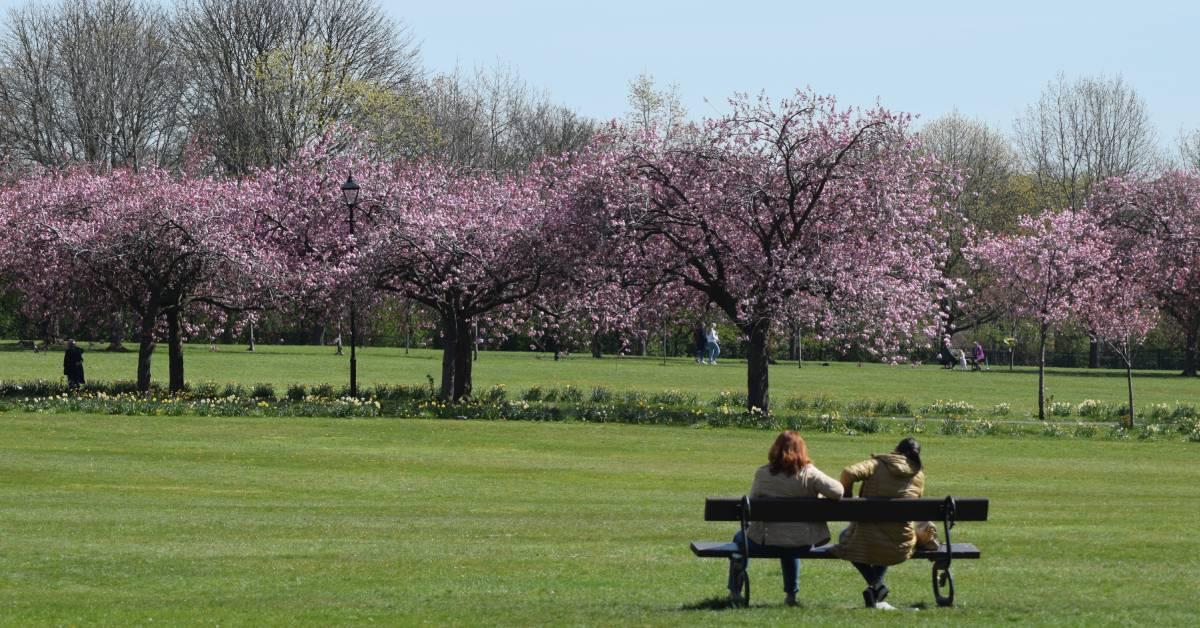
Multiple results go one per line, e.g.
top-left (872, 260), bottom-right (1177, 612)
top-left (833, 437), bottom-right (925, 610)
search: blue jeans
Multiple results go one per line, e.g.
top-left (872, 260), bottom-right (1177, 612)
top-left (838, 526), bottom-right (889, 590)
top-left (727, 530), bottom-right (804, 595)
top-left (853, 561), bottom-right (888, 588)
top-left (706, 342), bottom-right (720, 362)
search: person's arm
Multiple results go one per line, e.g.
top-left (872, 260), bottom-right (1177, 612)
top-left (839, 470), bottom-right (856, 497)
top-left (840, 459), bottom-right (876, 497)
top-left (810, 466), bottom-right (844, 500)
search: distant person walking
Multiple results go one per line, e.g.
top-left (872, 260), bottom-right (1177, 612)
top-left (692, 324), bottom-right (706, 364)
top-left (63, 339), bottom-right (85, 389)
top-left (705, 323), bottom-right (721, 364)
top-left (334, 334), bottom-right (344, 356)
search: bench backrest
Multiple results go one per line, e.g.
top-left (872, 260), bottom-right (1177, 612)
top-left (704, 497), bottom-right (989, 523)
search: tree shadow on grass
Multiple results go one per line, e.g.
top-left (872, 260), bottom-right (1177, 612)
top-left (976, 367), bottom-right (1197, 380)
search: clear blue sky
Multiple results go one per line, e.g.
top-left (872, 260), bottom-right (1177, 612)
top-left (392, 0), bottom-right (1198, 148)
top-left (2, 0), bottom-right (1194, 147)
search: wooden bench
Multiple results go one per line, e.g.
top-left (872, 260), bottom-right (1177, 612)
top-left (691, 495), bottom-right (989, 607)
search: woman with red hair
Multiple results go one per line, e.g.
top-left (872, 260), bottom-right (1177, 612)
top-left (728, 431), bottom-right (843, 606)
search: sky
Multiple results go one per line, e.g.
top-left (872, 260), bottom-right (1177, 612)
top-left (1, 0), bottom-right (1194, 149)
top-left (389, 0), bottom-right (1199, 150)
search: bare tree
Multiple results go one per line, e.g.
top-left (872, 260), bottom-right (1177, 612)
top-left (1014, 73), bottom-right (1157, 210)
top-left (1014, 73), bottom-right (1157, 367)
top-left (0, 5), bottom-right (69, 166)
top-left (175, 0), bottom-right (421, 174)
top-left (56, 0), bottom-right (185, 170)
top-left (1179, 129), bottom-right (1200, 169)
top-left (922, 110), bottom-right (1025, 339)
top-left (0, 0), bottom-right (185, 170)
top-left (418, 63), bottom-right (595, 173)
top-left (625, 72), bottom-right (687, 140)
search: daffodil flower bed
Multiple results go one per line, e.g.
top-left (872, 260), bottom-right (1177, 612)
top-left (1, 380), bottom-right (1197, 442)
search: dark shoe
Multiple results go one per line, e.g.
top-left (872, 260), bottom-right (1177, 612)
top-left (785, 593), bottom-right (797, 607)
top-left (862, 587), bottom-right (877, 608)
top-left (873, 583), bottom-right (889, 603)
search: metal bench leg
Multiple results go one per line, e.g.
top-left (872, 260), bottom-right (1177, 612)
top-left (729, 554), bottom-right (751, 607)
top-left (933, 495), bottom-right (957, 607)
top-left (932, 559), bottom-right (955, 607)
top-left (729, 495), bottom-right (752, 607)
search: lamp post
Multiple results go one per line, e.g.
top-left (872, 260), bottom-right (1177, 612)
top-left (341, 174), bottom-right (361, 397)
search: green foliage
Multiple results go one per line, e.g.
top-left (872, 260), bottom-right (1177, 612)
top-left (286, 383), bottom-right (308, 401)
top-left (250, 382), bottom-right (276, 401)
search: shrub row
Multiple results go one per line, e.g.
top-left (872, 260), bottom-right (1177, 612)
top-left (3, 380), bottom-right (1199, 442)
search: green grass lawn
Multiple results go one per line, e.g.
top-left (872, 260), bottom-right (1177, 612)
top-left (1, 413), bottom-right (1196, 626)
top-left (4, 343), bottom-right (1198, 418)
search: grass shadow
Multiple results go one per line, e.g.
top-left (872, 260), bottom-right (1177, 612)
top-left (679, 596), bottom-right (738, 611)
top-left (973, 367), bottom-right (1197, 380)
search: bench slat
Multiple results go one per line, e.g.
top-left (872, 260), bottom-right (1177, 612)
top-left (690, 541), bottom-right (981, 560)
top-left (704, 497), bottom-right (989, 522)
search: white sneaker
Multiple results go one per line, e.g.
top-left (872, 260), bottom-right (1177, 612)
top-left (874, 601), bottom-right (897, 611)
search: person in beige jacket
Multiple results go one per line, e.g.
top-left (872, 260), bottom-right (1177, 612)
top-left (833, 437), bottom-right (925, 610)
top-left (729, 431), bottom-right (843, 606)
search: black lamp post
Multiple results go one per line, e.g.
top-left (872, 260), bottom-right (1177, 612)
top-left (341, 174), bottom-right (361, 397)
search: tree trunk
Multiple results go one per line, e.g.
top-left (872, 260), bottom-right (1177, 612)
top-left (1088, 336), bottom-right (1100, 369)
top-left (745, 317), bottom-right (771, 412)
top-left (591, 332), bottom-right (602, 359)
top-left (439, 312), bottom-right (473, 402)
top-left (1037, 325), bottom-right (1047, 421)
top-left (1125, 355), bottom-right (1135, 429)
top-left (247, 320), bottom-right (256, 352)
top-left (166, 309), bottom-right (185, 393)
top-left (1183, 325), bottom-right (1198, 377)
top-left (308, 323), bottom-right (326, 346)
top-left (796, 328), bottom-right (803, 369)
top-left (106, 311), bottom-right (125, 351)
top-left (136, 311), bottom-right (158, 392)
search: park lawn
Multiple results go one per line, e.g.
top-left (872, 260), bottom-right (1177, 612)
top-left (3, 343), bottom-right (1199, 418)
top-left (0, 413), bottom-right (1196, 626)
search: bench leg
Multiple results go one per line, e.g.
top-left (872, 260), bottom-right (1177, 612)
top-left (931, 560), bottom-right (955, 607)
top-left (729, 554), bottom-right (751, 607)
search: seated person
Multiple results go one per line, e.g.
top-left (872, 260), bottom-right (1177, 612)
top-left (728, 431), bottom-right (843, 606)
top-left (938, 341), bottom-right (956, 369)
top-left (971, 342), bottom-right (986, 370)
top-left (834, 438), bottom-right (927, 610)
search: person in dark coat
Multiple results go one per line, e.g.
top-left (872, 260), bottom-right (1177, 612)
top-left (63, 339), bottom-right (85, 389)
top-left (692, 324), bottom-right (706, 364)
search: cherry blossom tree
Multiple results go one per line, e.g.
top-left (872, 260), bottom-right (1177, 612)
top-left (360, 157), bottom-right (585, 402)
top-left (0, 168), bottom-right (277, 391)
top-left (249, 134), bottom-right (393, 347)
top-left (1090, 171), bottom-right (1200, 377)
top-left (588, 91), bottom-right (953, 412)
top-left (1077, 273), bottom-right (1158, 427)
top-left (973, 209), bottom-right (1110, 420)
